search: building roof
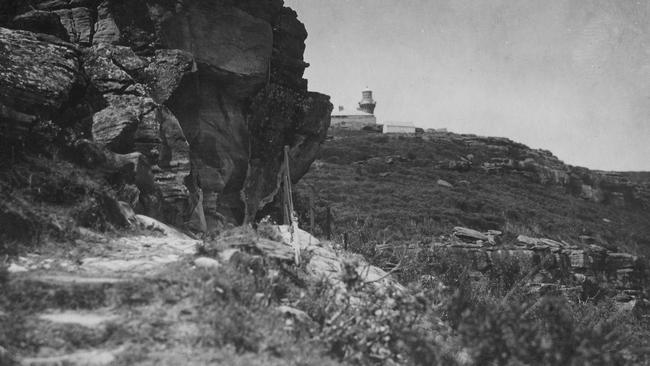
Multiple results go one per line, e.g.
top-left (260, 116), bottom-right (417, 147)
top-left (331, 107), bottom-right (374, 117)
top-left (384, 121), bottom-right (415, 128)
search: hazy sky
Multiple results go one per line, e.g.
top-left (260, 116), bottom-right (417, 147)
top-left (285, 0), bottom-right (650, 171)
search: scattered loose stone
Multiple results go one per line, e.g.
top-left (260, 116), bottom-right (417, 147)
top-left (77, 227), bottom-right (108, 242)
top-left (437, 179), bottom-right (453, 188)
top-left (194, 257), bottom-right (221, 269)
top-left (135, 215), bottom-right (194, 241)
top-left (38, 310), bottom-right (120, 328)
top-left (516, 235), bottom-right (564, 248)
top-left (219, 248), bottom-right (240, 262)
top-left (579, 235), bottom-right (596, 245)
top-left (8, 263), bottom-right (28, 273)
top-left (277, 305), bottom-right (311, 323)
top-left (20, 346), bottom-right (127, 366)
top-left (82, 255), bottom-right (181, 273)
top-left (453, 227), bottom-right (489, 243)
top-left (29, 275), bottom-right (127, 285)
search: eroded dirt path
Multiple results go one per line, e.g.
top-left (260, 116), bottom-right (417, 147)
top-left (2, 217), bottom-right (400, 365)
top-left (4, 215), bottom-right (201, 365)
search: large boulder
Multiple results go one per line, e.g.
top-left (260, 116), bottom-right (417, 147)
top-left (11, 1), bottom-right (96, 44)
top-left (83, 1), bottom-right (329, 228)
top-left (242, 89), bottom-right (332, 223)
top-left (0, 27), bottom-right (83, 137)
top-left (167, 74), bottom-right (251, 226)
top-left (270, 7), bottom-right (309, 89)
top-left (94, 0), bottom-right (155, 51)
top-left (143, 49), bottom-right (196, 103)
top-left (93, 0), bottom-right (120, 45)
top-left (90, 94), bottom-right (158, 155)
top-left (91, 100), bottom-right (140, 152)
top-left (10, 10), bottom-right (70, 41)
top-left (74, 139), bottom-right (154, 191)
top-left (154, 106), bottom-right (194, 228)
top-left (289, 92), bottom-right (333, 180)
top-left (83, 43), bottom-right (199, 227)
top-left (52, 7), bottom-right (93, 45)
top-left (149, 0), bottom-right (272, 97)
top-left (83, 44), bottom-right (139, 94)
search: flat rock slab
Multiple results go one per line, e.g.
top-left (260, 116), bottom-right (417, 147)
top-left (21, 345), bottom-right (127, 366)
top-left (8, 226), bottom-right (198, 277)
top-left (135, 215), bottom-right (195, 241)
top-left (453, 227), bottom-right (490, 242)
top-left (276, 225), bottom-right (321, 249)
top-left (10, 257), bottom-right (78, 272)
top-left (76, 235), bottom-right (198, 275)
top-left (194, 257), bottom-right (221, 269)
top-left (81, 254), bottom-right (181, 273)
top-left (23, 274), bottom-right (128, 286)
top-left (38, 310), bottom-right (120, 328)
top-left (108, 235), bottom-right (199, 256)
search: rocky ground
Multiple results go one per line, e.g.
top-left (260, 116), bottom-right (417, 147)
top-left (1, 214), bottom-right (412, 365)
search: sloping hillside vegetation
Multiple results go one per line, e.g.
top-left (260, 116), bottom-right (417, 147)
top-left (296, 130), bottom-right (650, 258)
top-left (290, 129), bottom-right (650, 364)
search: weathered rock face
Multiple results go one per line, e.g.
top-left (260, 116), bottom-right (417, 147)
top-left (142, 49), bottom-right (196, 104)
top-left (1, 0), bottom-right (332, 230)
top-left (152, 1), bottom-right (272, 97)
top-left (79, 42), bottom-right (198, 228)
top-left (0, 28), bottom-right (83, 136)
top-left (147, 0), bottom-right (330, 227)
top-left (242, 89), bottom-right (332, 224)
top-left (3, 1), bottom-right (97, 45)
top-left (53, 7), bottom-right (94, 45)
top-left (10, 10), bottom-right (70, 41)
top-left (166, 72), bottom-right (252, 226)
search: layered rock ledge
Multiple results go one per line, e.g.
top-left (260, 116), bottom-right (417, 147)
top-left (432, 227), bottom-right (647, 305)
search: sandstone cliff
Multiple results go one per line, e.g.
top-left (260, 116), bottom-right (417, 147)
top-left (0, 0), bottom-right (332, 232)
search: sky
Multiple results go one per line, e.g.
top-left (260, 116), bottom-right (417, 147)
top-left (285, 0), bottom-right (650, 171)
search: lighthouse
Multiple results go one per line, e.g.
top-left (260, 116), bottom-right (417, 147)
top-left (330, 88), bottom-right (378, 130)
top-left (358, 88), bottom-right (377, 114)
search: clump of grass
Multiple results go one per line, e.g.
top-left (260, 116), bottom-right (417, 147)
top-left (0, 155), bottom-right (130, 254)
top-left (295, 274), bottom-right (454, 365)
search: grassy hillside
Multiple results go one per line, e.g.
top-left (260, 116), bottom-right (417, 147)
top-left (295, 130), bottom-right (650, 258)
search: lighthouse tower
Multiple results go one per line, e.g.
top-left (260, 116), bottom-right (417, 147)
top-left (358, 88), bottom-right (377, 114)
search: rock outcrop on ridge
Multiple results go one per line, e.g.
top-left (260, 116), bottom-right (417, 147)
top-left (430, 133), bottom-right (650, 210)
top-left (0, 0), bottom-right (332, 231)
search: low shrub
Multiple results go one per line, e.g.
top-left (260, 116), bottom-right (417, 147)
top-left (452, 294), bottom-right (637, 365)
top-left (297, 277), bottom-right (454, 365)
